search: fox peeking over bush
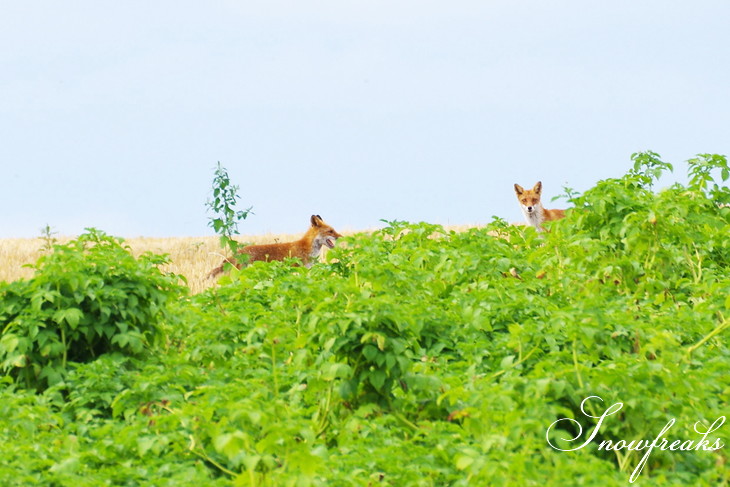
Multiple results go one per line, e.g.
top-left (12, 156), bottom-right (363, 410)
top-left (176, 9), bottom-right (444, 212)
top-left (514, 181), bottom-right (566, 232)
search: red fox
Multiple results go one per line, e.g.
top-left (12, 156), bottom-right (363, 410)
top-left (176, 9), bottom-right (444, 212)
top-left (208, 214), bottom-right (343, 278)
top-left (514, 181), bottom-right (566, 231)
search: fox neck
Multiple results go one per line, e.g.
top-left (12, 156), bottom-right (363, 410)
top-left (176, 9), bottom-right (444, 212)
top-left (522, 203), bottom-right (546, 230)
top-left (299, 228), bottom-right (326, 259)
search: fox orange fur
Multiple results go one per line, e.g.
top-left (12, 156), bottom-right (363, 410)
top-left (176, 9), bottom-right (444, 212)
top-left (514, 181), bottom-right (566, 232)
top-left (208, 214), bottom-right (342, 278)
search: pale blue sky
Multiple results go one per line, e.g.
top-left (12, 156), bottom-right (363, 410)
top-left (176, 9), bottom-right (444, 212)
top-left (2, 1), bottom-right (728, 238)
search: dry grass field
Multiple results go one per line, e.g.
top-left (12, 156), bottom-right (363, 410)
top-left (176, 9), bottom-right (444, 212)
top-left (1, 235), bottom-right (223, 294)
top-left (0, 233), bottom-right (320, 294)
top-left (0, 224), bottom-right (490, 295)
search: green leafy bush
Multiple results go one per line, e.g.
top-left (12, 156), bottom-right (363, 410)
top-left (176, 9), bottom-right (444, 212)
top-left (0, 229), bottom-right (184, 391)
top-left (1, 154), bottom-right (728, 486)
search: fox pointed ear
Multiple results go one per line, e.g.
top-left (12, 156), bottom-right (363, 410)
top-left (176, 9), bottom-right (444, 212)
top-left (310, 215), bottom-right (323, 227)
top-left (514, 184), bottom-right (524, 195)
top-left (533, 181), bottom-right (543, 194)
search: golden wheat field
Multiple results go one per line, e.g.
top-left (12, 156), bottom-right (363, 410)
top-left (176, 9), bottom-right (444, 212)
top-left (0, 224), bottom-right (489, 295)
top-left (0, 233), bottom-right (309, 294)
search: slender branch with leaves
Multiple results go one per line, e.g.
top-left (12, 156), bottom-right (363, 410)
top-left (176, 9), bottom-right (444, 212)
top-left (206, 162), bottom-right (253, 256)
top-left (38, 224), bottom-right (58, 253)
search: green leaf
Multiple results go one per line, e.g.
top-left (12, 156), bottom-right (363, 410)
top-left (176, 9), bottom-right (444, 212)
top-left (53, 308), bottom-right (83, 329)
top-left (368, 370), bottom-right (387, 391)
top-left (455, 454), bottom-right (475, 470)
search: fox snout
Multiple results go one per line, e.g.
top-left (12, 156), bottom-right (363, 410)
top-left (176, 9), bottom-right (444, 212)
top-left (324, 233), bottom-right (340, 248)
top-left (325, 228), bottom-right (343, 248)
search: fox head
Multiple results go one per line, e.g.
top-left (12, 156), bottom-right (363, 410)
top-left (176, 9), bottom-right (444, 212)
top-left (514, 181), bottom-right (543, 215)
top-left (309, 214), bottom-right (342, 250)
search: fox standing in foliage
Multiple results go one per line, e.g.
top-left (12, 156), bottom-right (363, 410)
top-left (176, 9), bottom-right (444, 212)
top-left (514, 181), bottom-right (566, 232)
top-left (208, 214), bottom-right (342, 278)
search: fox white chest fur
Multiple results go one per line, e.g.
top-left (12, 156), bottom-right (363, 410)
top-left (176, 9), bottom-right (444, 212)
top-left (520, 202), bottom-right (547, 230)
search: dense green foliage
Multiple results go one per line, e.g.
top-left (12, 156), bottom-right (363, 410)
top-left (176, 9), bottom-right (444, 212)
top-left (1, 154), bottom-right (728, 486)
top-left (0, 230), bottom-right (184, 391)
